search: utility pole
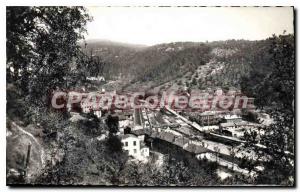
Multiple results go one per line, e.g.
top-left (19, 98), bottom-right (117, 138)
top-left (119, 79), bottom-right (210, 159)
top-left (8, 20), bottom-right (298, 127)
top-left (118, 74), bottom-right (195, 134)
top-left (23, 143), bottom-right (31, 179)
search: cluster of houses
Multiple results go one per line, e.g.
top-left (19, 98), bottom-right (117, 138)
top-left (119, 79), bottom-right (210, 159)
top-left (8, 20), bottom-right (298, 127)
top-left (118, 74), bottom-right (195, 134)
top-left (67, 86), bottom-right (255, 115)
top-left (114, 107), bottom-right (259, 163)
top-left (70, 87), bottom-right (262, 166)
top-left (64, 87), bottom-right (267, 180)
top-left (113, 106), bottom-right (263, 178)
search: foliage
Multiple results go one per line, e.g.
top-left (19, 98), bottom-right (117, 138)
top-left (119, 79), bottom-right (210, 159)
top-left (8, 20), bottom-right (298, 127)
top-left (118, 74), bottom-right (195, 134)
top-left (118, 157), bottom-right (220, 186)
top-left (79, 112), bottom-right (102, 136)
top-left (106, 134), bottom-right (123, 153)
top-left (241, 34), bottom-right (295, 185)
top-left (105, 115), bottom-right (119, 134)
top-left (34, 119), bottom-right (127, 185)
top-left (6, 6), bottom-right (96, 106)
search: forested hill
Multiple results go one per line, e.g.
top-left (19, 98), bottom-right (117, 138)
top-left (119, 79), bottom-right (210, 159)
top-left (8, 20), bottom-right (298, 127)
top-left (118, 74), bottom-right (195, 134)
top-left (82, 38), bottom-right (275, 90)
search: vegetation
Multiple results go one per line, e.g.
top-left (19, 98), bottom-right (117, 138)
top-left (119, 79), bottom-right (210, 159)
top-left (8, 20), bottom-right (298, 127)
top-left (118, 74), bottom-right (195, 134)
top-left (241, 34), bottom-right (295, 186)
top-left (83, 39), bottom-right (276, 90)
top-left (6, 6), bottom-right (111, 185)
top-left (7, 6), bottom-right (103, 106)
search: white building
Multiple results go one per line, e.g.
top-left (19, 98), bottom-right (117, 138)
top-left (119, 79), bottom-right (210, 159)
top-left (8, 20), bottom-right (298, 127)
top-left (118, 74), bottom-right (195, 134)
top-left (214, 88), bottom-right (223, 96)
top-left (94, 110), bottom-right (102, 118)
top-left (224, 114), bottom-right (242, 123)
top-left (81, 99), bottom-right (92, 113)
top-left (120, 134), bottom-right (149, 161)
top-left (80, 97), bottom-right (102, 118)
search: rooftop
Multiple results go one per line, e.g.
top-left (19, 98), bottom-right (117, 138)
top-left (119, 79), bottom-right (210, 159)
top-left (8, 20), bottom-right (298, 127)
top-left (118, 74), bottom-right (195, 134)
top-left (158, 132), bottom-right (176, 143)
top-left (131, 129), bottom-right (151, 136)
top-left (200, 111), bottom-right (218, 116)
top-left (173, 137), bottom-right (189, 147)
top-left (120, 134), bottom-right (138, 140)
top-left (224, 115), bottom-right (242, 120)
top-left (184, 143), bottom-right (207, 154)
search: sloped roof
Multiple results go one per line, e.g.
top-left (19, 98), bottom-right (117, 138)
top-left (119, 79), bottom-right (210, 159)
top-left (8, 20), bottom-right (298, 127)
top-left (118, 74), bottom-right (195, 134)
top-left (184, 143), bottom-right (207, 154)
top-left (158, 132), bottom-right (176, 143)
top-left (224, 114), bottom-right (242, 120)
top-left (173, 137), bottom-right (189, 147)
top-left (120, 134), bottom-right (138, 140)
top-left (220, 121), bottom-right (250, 128)
top-left (131, 129), bottom-right (151, 136)
top-left (220, 122), bottom-right (235, 127)
top-left (200, 111), bottom-right (217, 116)
top-left (150, 131), bottom-right (159, 138)
top-left (176, 126), bottom-right (193, 136)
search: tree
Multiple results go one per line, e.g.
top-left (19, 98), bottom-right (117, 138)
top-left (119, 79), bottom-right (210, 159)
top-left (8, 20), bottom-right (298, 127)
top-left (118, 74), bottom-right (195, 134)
top-left (245, 34), bottom-right (295, 185)
top-left (258, 34), bottom-right (294, 185)
top-left (191, 77), bottom-right (197, 85)
top-left (79, 112), bottom-right (102, 136)
top-left (106, 134), bottom-right (123, 153)
top-left (106, 115), bottom-right (119, 134)
top-left (7, 6), bottom-right (92, 106)
top-left (118, 157), bottom-right (219, 186)
top-left (6, 7), bottom-right (110, 185)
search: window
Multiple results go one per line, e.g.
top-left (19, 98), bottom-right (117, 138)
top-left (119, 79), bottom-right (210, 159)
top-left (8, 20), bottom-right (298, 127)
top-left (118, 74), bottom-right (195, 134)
top-left (134, 149), bottom-right (137, 154)
top-left (133, 141), bottom-right (136, 146)
top-left (125, 142), bottom-right (128, 147)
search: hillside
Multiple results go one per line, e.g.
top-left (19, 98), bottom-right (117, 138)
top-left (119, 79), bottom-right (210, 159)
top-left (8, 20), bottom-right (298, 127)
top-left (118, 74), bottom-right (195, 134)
top-left (81, 40), bottom-right (147, 78)
top-left (82, 39), bottom-right (273, 91)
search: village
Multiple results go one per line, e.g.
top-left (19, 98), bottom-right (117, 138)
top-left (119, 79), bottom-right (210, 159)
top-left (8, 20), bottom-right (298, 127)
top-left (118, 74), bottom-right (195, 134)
top-left (66, 87), bottom-right (275, 181)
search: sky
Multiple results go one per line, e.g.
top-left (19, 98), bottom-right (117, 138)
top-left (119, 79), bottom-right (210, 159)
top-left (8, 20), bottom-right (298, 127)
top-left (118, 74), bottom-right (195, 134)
top-left (85, 7), bottom-right (294, 46)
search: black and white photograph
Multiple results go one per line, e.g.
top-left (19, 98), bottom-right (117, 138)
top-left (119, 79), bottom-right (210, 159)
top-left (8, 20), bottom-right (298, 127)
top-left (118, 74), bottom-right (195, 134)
top-left (6, 5), bottom-right (295, 187)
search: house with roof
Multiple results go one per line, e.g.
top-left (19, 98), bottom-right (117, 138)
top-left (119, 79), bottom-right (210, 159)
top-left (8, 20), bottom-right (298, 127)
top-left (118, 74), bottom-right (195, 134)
top-left (120, 134), bottom-right (149, 161)
top-left (131, 128), bottom-right (151, 142)
top-left (183, 142), bottom-right (207, 155)
top-left (223, 114), bottom-right (242, 123)
top-left (219, 121), bottom-right (260, 138)
top-left (173, 137), bottom-right (190, 148)
top-left (199, 111), bottom-right (221, 126)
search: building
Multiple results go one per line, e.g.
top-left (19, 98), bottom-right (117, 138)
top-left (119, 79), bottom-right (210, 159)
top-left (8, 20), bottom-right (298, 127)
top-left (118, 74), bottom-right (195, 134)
top-left (220, 122), bottom-right (236, 129)
top-left (81, 99), bottom-right (91, 113)
top-left (198, 111), bottom-right (221, 126)
top-left (94, 110), bottom-right (102, 118)
top-left (120, 134), bottom-right (149, 161)
top-left (223, 114), bottom-right (242, 123)
top-left (183, 142), bottom-right (207, 155)
top-left (214, 88), bottom-right (223, 96)
top-left (219, 121), bottom-right (259, 138)
top-left (133, 108), bottom-right (144, 130)
top-left (131, 129), bottom-right (151, 141)
top-left (119, 119), bottom-right (131, 134)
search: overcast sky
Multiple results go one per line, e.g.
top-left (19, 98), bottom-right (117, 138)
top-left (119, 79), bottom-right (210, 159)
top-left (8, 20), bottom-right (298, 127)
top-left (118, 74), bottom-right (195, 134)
top-left (85, 7), bottom-right (294, 46)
